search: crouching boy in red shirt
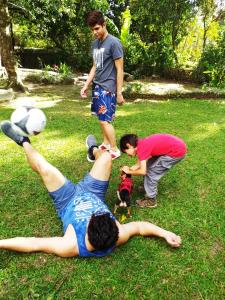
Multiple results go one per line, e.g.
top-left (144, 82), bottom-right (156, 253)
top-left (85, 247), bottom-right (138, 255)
top-left (120, 133), bottom-right (187, 208)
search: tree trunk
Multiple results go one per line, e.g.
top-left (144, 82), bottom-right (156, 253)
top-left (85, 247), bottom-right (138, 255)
top-left (0, 0), bottom-right (26, 91)
top-left (202, 16), bottom-right (207, 51)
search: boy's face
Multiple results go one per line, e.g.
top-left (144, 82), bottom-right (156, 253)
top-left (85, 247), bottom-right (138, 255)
top-left (124, 144), bottom-right (137, 157)
top-left (91, 23), bottom-right (106, 40)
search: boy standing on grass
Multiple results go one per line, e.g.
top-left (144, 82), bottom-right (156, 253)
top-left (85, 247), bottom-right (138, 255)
top-left (80, 10), bottom-right (125, 160)
top-left (120, 133), bottom-right (187, 208)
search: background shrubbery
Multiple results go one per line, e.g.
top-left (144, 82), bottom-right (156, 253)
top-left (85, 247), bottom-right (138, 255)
top-left (25, 63), bottom-right (74, 84)
top-left (195, 29), bottom-right (225, 88)
top-left (5, 0), bottom-right (225, 88)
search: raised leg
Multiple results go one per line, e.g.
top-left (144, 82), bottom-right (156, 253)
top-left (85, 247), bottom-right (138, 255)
top-left (23, 142), bottom-right (65, 192)
top-left (89, 148), bottom-right (112, 181)
top-left (1, 120), bottom-right (66, 192)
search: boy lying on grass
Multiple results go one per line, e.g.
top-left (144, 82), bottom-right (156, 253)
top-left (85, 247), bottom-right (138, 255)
top-left (0, 121), bottom-right (181, 257)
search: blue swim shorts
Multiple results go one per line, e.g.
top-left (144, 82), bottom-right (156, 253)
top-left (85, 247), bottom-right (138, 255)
top-left (91, 84), bottom-right (116, 122)
top-left (49, 173), bottom-right (109, 217)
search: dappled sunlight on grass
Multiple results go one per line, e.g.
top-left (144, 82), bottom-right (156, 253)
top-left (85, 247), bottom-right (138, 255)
top-left (145, 82), bottom-right (200, 94)
top-left (34, 130), bottom-right (84, 147)
top-left (2, 96), bottom-right (64, 109)
top-left (40, 130), bottom-right (85, 149)
top-left (0, 134), bottom-right (86, 171)
top-left (116, 109), bottom-right (143, 117)
top-left (71, 99), bottom-right (85, 103)
top-left (133, 99), bottom-right (170, 103)
top-left (190, 123), bottom-right (222, 141)
top-left (84, 103), bottom-right (91, 109)
top-left (126, 80), bottom-right (201, 95)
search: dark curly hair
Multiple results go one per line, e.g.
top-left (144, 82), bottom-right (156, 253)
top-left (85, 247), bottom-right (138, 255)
top-left (120, 134), bottom-right (138, 153)
top-left (87, 10), bottom-right (105, 27)
top-left (87, 213), bottom-right (119, 251)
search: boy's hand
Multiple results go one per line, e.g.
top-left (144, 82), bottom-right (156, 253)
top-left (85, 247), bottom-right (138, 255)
top-left (117, 94), bottom-right (125, 105)
top-left (164, 231), bottom-right (182, 248)
top-left (121, 166), bottom-right (130, 174)
top-left (80, 86), bottom-right (88, 98)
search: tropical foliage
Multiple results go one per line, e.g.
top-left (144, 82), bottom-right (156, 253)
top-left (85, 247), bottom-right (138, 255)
top-left (196, 27), bottom-right (225, 88)
top-left (2, 0), bottom-right (225, 86)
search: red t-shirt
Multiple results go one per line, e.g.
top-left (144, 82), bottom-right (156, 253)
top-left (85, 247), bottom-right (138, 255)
top-left (137, 134), bottom-right (187, 161)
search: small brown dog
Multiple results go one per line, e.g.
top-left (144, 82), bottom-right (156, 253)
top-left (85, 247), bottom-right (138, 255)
top-left (114, 171), bottom-right (133, 217)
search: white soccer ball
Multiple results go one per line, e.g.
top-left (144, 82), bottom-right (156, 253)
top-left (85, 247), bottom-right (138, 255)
top-left (10, 107), bottom-right (47, 136)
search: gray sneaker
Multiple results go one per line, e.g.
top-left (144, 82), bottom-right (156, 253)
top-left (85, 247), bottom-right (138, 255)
top-left (85, 135), bottom-right (98, 162)
top-left (1, 120), bottom-right (30, 146)
top-left (136, 197), bottom-right (157, 208)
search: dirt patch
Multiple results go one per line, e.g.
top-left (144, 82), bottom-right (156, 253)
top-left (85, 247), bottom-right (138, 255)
top-left (124, 92), bottom-right (225, 101)
top-left (123, 79), bottom-right (225, 100)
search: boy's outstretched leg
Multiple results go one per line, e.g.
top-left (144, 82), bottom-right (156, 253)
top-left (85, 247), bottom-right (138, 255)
top-left (1, 120), bottom-right (65, 192)
top-left (23, 143), bottom-right (65, 192)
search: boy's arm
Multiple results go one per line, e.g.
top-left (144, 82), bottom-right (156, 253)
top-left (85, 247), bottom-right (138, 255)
top-left (117, 221), bottom-right (181, 248)
top-left (129, 159), bottom-right (141, 171)
top-left (0, 225), bottom-right (78, 257)
top-left (115, 58), bottom-right (125, 104)
top-left (80, 64), bottom-right (96, 98)
top-left (122, 160), bottom-right (147, 175)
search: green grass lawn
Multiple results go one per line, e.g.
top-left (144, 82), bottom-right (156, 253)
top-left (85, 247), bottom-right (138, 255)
top-left (0, 85), bottom-right (224, 299)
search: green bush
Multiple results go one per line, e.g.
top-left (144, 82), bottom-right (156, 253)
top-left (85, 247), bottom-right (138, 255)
top-left (123, 33), bottom-right (154, 77)
top-left (195, 29), bottom-right (225, 88)
top-left (123, 82), bottom-right (143, 95)
top-left (25, 71), bottom-right (74, 85)
top-left (123, 33), bottom-right (174, 78)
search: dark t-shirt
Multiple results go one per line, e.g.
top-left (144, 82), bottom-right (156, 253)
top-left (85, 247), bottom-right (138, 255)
top-left (92, 34), bottom-right (123, 93)
top-left (61, 189), bottom-right (115, 257)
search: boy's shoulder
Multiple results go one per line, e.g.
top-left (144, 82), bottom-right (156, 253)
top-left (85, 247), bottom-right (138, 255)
top-left (107, 34), bottom-right (122, 46)
top-left (91, 35), bottom-right (122, 48)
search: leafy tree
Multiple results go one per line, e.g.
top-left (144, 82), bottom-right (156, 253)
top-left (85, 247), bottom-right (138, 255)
top-left (9, 0), bottom-right (112, 70)
top-left (120, 6), bottom-right (131, 46)
top-left (197, 0), bottom-right (217, 50)
top-left (107, 0), bottom-right (129, 32)
top-left (196, 26), bottom-right (225, 88)
top-left (4, 0), bottom-right (224, 81)
top-left (129, 0), bottom-right (196, 70)
top-left (176, 15), bottom-right (220, 67)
